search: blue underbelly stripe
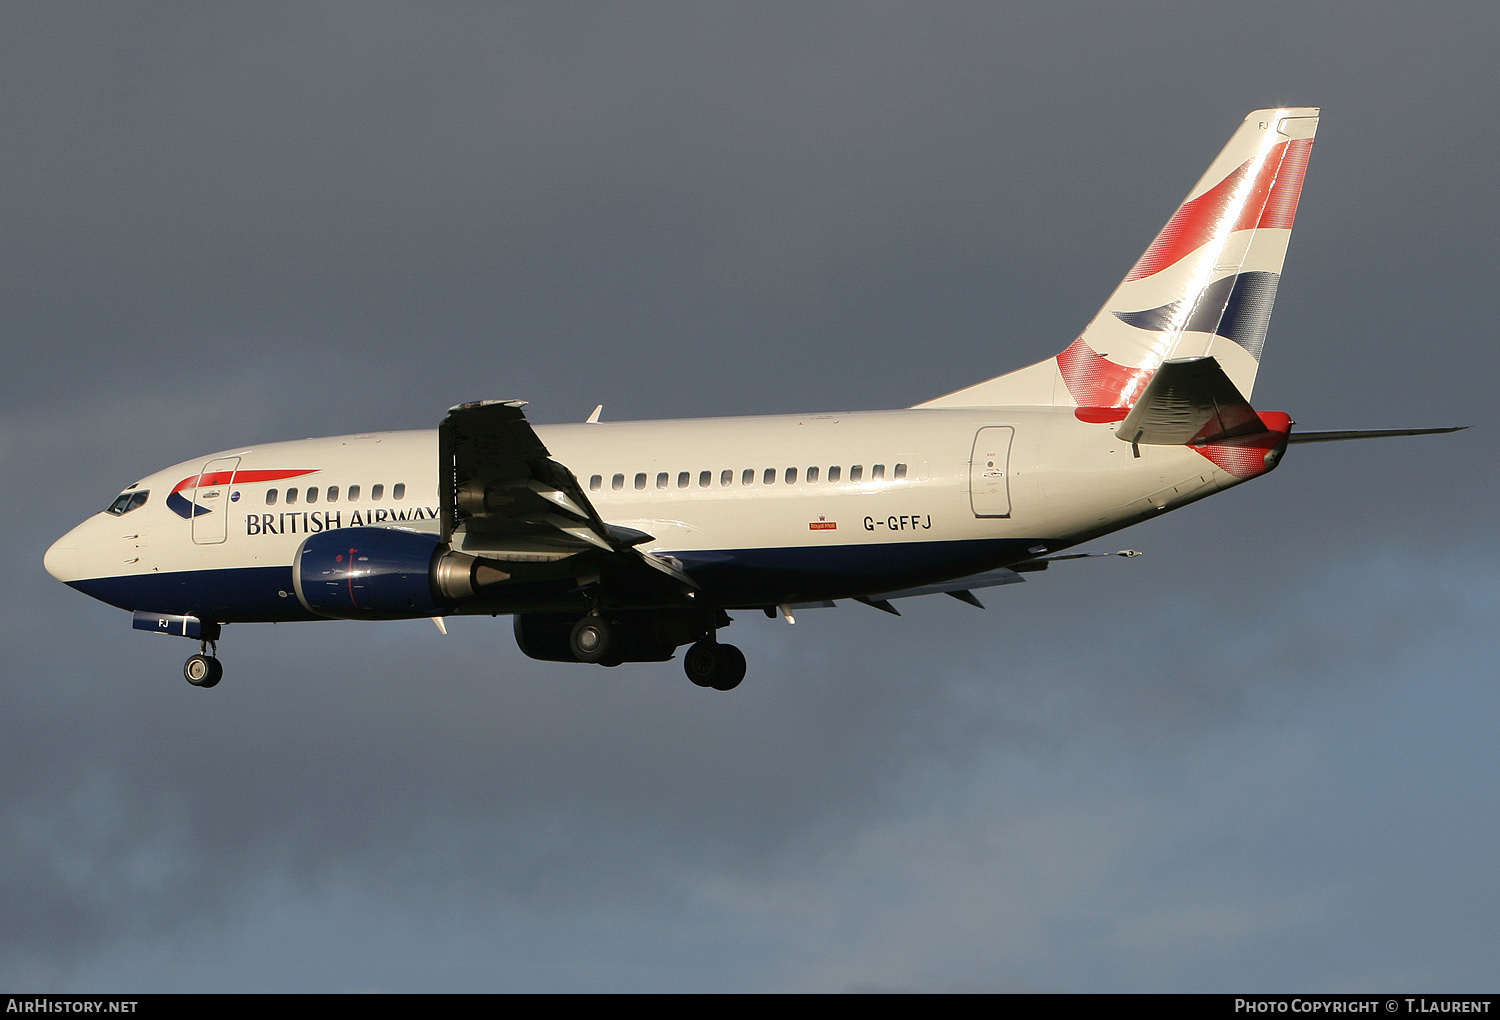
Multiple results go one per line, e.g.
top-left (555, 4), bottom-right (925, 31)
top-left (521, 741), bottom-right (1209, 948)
top-left (70, 536), bottom-right (1053, 622)
top-left (69, 566), bottom-right (317, 623)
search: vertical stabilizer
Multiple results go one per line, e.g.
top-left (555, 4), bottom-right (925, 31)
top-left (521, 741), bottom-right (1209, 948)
top-left (918, 108), bottom-right (1318, 410)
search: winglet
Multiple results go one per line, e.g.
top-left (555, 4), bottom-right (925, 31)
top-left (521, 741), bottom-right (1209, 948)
top-left (586, 404), bottom-right (603, 424)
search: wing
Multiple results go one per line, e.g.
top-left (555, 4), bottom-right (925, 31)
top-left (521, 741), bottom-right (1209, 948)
top-left (439, 400), bottom-right (695, 593)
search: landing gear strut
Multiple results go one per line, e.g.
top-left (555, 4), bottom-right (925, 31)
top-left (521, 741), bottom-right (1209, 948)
top-left (184, 625), bottom-right (223, 688)
top-left (683, 640), bottom-right (746, 691)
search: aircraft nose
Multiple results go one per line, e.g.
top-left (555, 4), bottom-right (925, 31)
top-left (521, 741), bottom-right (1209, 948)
top-left (44, 532), bottom-right (81, 583)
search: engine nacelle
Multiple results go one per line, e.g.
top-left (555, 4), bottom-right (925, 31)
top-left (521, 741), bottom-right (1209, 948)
top-left (294, 527), bottom-right (501, 620)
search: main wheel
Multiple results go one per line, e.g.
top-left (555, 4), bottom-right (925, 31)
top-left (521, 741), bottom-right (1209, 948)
top-left (710, 644), bottom-right (746, 692)
top-left (569, 613), bottom-right (612, 663)
top-left (683, 640), bottom-right (718, 687)
top-left (184, 654), bottom-right (223, 688)
top-left (682, 641), bottom-right (746, 691)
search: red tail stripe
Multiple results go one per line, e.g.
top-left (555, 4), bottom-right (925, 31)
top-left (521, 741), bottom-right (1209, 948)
top-left (1125, 138), bottom-right (1313, 282)
top-left (1191, 412), bottom-right (1293, 478)
top-left (1056, 338), bottom-right (1155, 409)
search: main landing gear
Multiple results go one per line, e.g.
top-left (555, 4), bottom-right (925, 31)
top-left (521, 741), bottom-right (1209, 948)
top-left (561, 609), bottom-right (747, 690)
top-left (683, 640), bottom-right (746, 692)
top-left (569, 612), bottom-right (613, 664)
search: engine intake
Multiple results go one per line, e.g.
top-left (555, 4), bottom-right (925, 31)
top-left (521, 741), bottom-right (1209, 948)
top-left (293, 528), bottom-right (508, 619)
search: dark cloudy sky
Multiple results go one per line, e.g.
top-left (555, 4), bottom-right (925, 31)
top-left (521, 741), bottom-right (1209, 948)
top-left (3, 2), bottom-right (1497, 992)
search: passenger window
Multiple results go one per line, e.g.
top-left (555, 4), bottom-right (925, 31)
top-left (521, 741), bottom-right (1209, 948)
top-left (742, 468), bottom-right (755, 486)
top-left (326, 485), bottom-right (339, 503)
top-left (828, 466), bottom-right (841, 482)
top-left (764, 467), bottom-right (776, 485)
top-left (657, 472), bottom-right (669, 489)
top-left (306, 486), bottom-right (319, 504)
top-left (699, 470), bottom-right (711, 488)
top-left (677, 472), bottom-right (690, 489)
top-left (785, 467), bottom-right (797, 484)
top-left (393, 483), bottom-right (406, 499)
top-left (286, 487), bottom-right (299, 505)
top-left (850, 466), bottom-right (862, 482)
top-left (873, 464), bottom-right (885, 480)
top-left (894, 463), bottom-right (907, 480)
top-left (371, 484), bottom-right (384, 501)
top-left (266, 488), bottom-right (278, 506)
top-left (806, 466), bottom-right (819, 483)
top-left (611, 473), bottom-right (625, 491)
top-left (589, 475), bottom-right (602, 491)
top-left (721, 469), bottom-right (733, 486)
top-left (634, 472), bottom-right (647, 490)
top-left (347, 484), bottom-right (361, 501)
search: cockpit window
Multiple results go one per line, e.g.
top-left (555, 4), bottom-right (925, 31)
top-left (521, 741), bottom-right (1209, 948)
top-left (106, 490), bottom-right (149, 516)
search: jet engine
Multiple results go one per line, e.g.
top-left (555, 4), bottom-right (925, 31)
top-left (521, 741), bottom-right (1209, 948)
top-left (293, 527), bottom-right (508, 619)
top-left (513, 610), bottom-right (695, 664)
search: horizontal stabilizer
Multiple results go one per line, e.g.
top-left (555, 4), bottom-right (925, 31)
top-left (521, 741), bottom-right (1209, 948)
top-left (1287, 427), bottom-right (1466, 444)
top-left (1115, 356), bottom-right (1262, 446)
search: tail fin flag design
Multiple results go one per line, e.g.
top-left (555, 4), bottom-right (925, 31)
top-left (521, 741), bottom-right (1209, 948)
top-left (917, 108), bottom-right (1318, 411)
top-left (1113, 270), bottom-right (1281, 360)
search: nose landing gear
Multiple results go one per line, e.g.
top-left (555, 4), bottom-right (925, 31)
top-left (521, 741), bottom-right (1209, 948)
top-left (183, 623), bottom-right (223, 688)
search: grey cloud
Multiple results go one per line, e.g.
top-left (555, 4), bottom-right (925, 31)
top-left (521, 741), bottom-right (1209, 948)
top-left (3, 0), bottom-right (1497, 991)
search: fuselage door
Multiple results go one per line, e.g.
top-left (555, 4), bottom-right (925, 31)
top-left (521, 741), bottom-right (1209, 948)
top-left (190, 456), bottom-right (241, 545)
top-left (969, 427), bottom-right (1014, 518)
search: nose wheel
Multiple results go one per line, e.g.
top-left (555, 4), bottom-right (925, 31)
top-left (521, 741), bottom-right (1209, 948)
top-left (184, 652), bottom-right (222, 688)
top-left (683, 640), bottom-right (746, 691)
top-left (184, 628), bottom-right (223, 688)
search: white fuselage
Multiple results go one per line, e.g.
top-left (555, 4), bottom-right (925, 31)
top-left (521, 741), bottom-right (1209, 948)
top-left (45, 406), bottom-right (1249, 622)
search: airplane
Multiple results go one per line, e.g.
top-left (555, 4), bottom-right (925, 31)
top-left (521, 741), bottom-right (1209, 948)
top-left (43, 107), bottom-right (1461, 692)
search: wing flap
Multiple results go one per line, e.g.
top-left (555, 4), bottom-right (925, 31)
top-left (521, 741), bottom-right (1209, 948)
top-left (441, 400), bottom-right (616, 551)
top-left (439, 400), bottom-right (696, 598)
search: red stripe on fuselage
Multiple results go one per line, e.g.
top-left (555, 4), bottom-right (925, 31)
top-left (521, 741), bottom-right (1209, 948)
top-left (170, 468), bottom-right (318, 494)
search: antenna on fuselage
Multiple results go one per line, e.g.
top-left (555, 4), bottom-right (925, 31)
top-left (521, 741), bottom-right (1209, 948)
top-left (586, 405), bottom-right (603, 424)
